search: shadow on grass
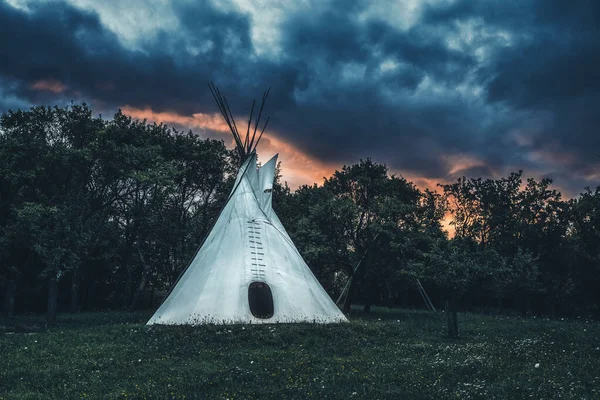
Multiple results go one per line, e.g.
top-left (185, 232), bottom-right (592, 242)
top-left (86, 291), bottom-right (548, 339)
top-left (0, 315), bottom-right (45, 333)
top-left (0, 310), bottom-right (153, 333)
top-left (348, 305), bottom-right (440, 322)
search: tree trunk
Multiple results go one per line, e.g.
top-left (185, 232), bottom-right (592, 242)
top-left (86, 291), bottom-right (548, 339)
top-left (363, 276), bottom-right (377, 313)
top-left (125, 263), bottom-right (133, 308)
top-left (549, 298), bottom-right (556, 318)
top-left (342, 248), bottom-right (374, 314)
top-left (3, 279), bottom-right (16, 318)
top-left (452, 302), bottom-right (458, 337)
top-left (130, 275), bottom-right (148, 310)
top-left (131, 247), bottom-right (150, 310)
top-left (363, 280), bottom-right (374, 313)
top-left (47, 275), bottom-right (58, 324)
top-left (343, 276), bottom-right (359, 314)
top-left (70, 268), bottom-right (80, 313)
top-left (149, 285), bottom-right (155, 308)
top-left (445, 298), bottom-right (458, 338)
top-left (122, 234), bottom-right (134, 307)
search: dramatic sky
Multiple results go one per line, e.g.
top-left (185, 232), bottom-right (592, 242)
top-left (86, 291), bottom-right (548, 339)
top-left (1, 0), bottom-right (599, 195)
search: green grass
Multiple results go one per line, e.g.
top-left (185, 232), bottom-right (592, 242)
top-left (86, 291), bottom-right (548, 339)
top-left (1, 308), bottom-right (599, 400)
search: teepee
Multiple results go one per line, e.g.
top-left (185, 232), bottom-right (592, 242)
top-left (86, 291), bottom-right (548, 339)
top-left (147, 84), bottom-right (347, 325)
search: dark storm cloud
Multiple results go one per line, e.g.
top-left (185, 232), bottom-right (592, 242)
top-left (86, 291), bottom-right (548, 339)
top-left (0, 0), bottom-right (598, 193)
top-left (0, 0), bottom-right (285, 113)
top-left (482, 0), bottom-right (600, 109)
top-left (256, 2), bottom-right (487, 177)
top-left (0, 0), bottom-right (479, 178)
top-left (423, 0), bottom-right (600, 167)
top-left (0, 77), bottom-right (30, 111)
top-left (0, 2), bottom-right (119, 101)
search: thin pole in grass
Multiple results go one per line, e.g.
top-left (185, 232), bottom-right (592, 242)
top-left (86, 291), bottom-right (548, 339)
top-left (336, 232), bottom-right (381, 314)
top-left (445, 297), bottom-right (458, 338)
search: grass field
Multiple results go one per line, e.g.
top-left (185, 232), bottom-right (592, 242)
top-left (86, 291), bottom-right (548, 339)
top-left (1, 308), bottom-right (599, 399)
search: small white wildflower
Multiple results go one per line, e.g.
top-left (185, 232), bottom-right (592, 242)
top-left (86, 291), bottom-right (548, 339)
top-left (138, 359), bottom-right (142, 362)
top-left (24, 347), bottom-right (28, 350)
top-left (250, 361), bottom-right (254, 364)
top-left (535, 363), bottom-right (540, 368)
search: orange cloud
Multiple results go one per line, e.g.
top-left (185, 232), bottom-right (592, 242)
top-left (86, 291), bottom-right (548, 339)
top-left (445, 153), bottom-right (490, 176)
top-left (121, 106), bottom-right (229, 133)
top-left (396, 173), bottom-right (442, 193)
top-left (31, 79), bottom-right (67, 93)
top-left (120, 105), bottom-right (336, 189)
top-left (254, 135), bottom-right (337, 189)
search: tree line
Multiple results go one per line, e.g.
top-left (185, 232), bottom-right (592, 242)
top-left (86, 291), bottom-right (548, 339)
top-left (1, 105), bottom-right (599, 324)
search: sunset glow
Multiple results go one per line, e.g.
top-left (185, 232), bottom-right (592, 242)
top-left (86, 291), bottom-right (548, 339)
top-left (121, 106), bottom-right (337, 189)
top-left (31, 79), bottom-right (67, 93)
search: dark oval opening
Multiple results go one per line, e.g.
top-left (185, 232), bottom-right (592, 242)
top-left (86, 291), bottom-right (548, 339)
top-left (248, 282), bottom-right (274, 319)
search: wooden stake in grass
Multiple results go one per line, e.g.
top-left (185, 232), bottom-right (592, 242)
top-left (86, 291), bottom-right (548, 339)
top-left (445, 298), bottom-right (458, 338)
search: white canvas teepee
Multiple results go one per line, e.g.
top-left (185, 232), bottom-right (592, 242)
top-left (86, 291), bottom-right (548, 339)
top-left (147, 86), bottom-right (347, 325)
